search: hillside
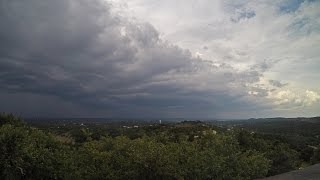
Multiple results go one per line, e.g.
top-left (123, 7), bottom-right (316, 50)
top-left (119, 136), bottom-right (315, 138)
top-left (1, 113), bottom-right (320, 179)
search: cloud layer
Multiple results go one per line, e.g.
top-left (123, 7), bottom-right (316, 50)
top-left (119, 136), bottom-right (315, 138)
top-left (0, 0), bottom-right (319, 118)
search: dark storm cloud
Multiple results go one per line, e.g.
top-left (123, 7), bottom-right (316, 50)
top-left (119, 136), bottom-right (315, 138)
top-left (268, 80), bottom-right (288, 88)
top-left (0, 0), bottom-right (268, 118)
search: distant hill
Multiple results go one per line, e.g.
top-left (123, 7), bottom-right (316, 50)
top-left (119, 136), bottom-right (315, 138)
top-left (212, 116), bottom-right (320, 155)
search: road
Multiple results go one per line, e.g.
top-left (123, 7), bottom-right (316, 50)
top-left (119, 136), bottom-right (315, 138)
top-left (259, 163), bottom-right (320, 180)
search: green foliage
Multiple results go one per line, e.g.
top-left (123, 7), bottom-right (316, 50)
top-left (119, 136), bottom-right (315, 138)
top-left (300, 146), bottom-right (314, 162)
top-left (0, 124), bottom-right (79, 179)
top-left (0, 114), bottom-right (314, 179)
top-left (0, 113), bottom-right (24, 127)
top-left (311, 146), bottom-right (320, 164)
top-left (235, 130), bottom-right (300, 176)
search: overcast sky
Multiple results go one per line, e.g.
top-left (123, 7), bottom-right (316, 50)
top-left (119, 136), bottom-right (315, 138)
top-left (0, 0), bottom-right (319, 118)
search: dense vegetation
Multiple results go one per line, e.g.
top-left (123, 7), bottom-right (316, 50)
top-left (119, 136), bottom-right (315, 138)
top-left (1, 113), bottom-right (319, 179)
top-left (214, 117), bottom-right (320, 166)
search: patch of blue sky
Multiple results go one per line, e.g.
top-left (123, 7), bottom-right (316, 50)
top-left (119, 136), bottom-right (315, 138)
top-left (287, 17), bottom-right (311, 37)
top-left (278, 0), bottom-right (315, 13)
top-left (287, 16), bottom-right (320, 37)
top-left (279, 0), bottom-right (303, 13)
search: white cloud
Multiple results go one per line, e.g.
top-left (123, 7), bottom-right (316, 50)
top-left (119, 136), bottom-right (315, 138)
top-left (270, 89), bottom-right (320, 108)
top-left (109, 0), bottom-right (320, 116)
top-left (306, 90), bottom-right (320, 105)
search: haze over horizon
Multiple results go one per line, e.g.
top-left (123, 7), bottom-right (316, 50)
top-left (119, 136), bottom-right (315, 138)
top-left (0, 0), bottom-right (319, 119)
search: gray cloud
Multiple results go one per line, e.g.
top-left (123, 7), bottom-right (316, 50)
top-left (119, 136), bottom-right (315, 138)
top-left (269, 80), bottom-right (288, 88)
top-left (0, 0), bottom-right (290, 118)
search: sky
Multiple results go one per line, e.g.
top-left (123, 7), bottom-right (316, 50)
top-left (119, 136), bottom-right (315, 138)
top-left (0, 0), bottom-right (319, 119)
